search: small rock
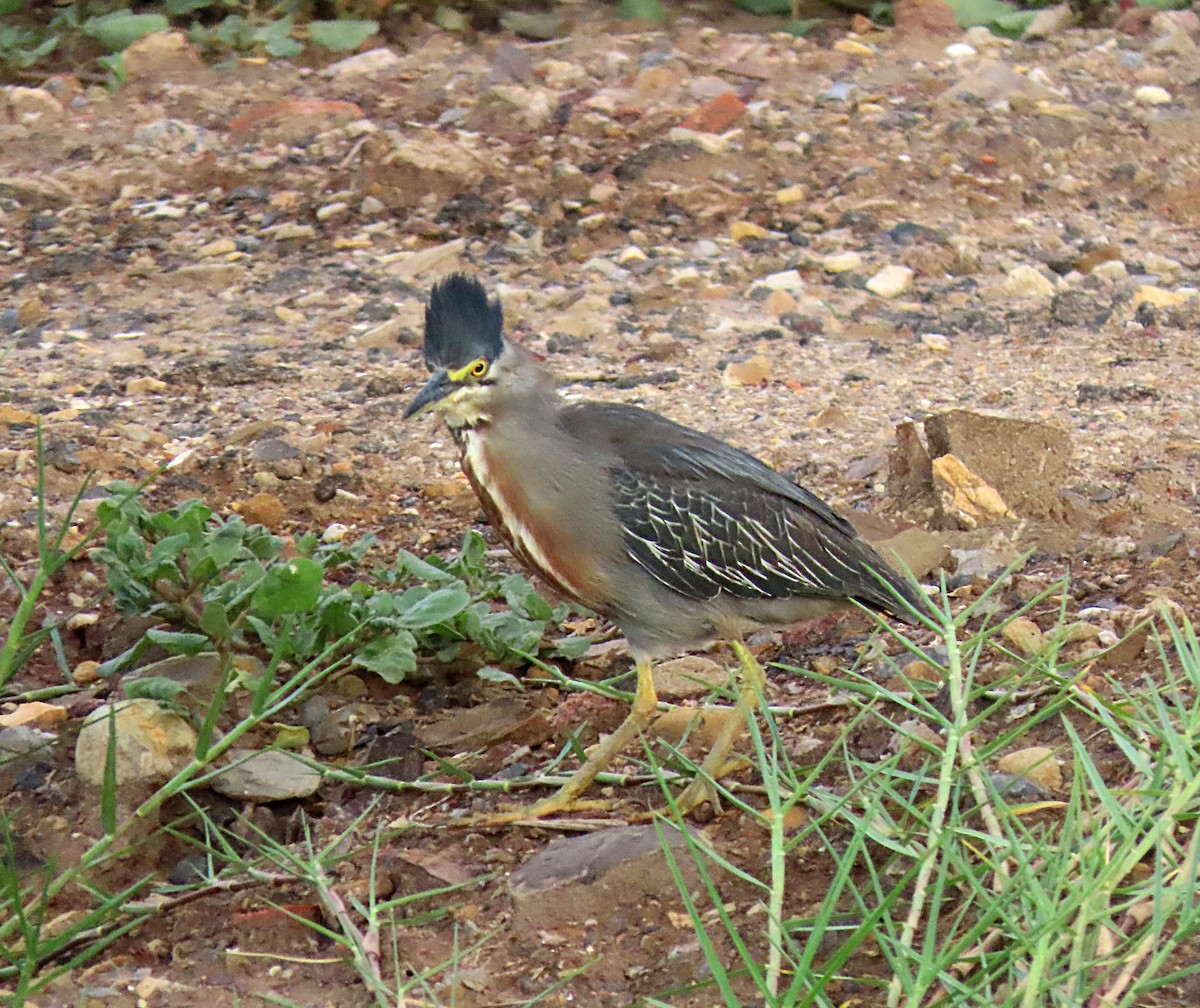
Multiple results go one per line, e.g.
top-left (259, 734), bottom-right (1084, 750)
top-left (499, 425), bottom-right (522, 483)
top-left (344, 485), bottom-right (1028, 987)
top-left (756, 269), bottom-right (804, 292)
top-left (0, 725), bottom-right (55, 757)
top-left (775, 184), bottom-right (806, 204)
top-left (322, 47), bottom-right (403, 80)
top-left (509, 824), bottom-right (699, 930)
top-left (274, 305), bottom-right (305, 326)
top-left (0, 702), bottom-right (67, 730)
top-left (616, 245), bottom-right (647, 265)
top-left (364, 722), bottom-right (424, 781)
top-left (271, 223), bottom-right (317, 242)
top-left (125, 376), bottom-right (167, 395)
top-left (123, 653), bottom-right (223, 713)
top-left (723, 355), bottom-right (772, 387)
top-left (763, 289), bottom-right (797, 316)
top-left (653, 656), bottom-right (728, 700)
top-left (198, 238), bottom-right (237, 258)
top-left (360, 195), bottom-right (386, 217)
top-left (237, 492), bottom-right (287, 528)
top-left (996, 746), bottom-right (1062, 791)
top-left (730, 220), bottom-right (768, 242)
top-left (633, 65), bottom-right (681, 101)
top-left (823, 252), bottom-right (863, 273)
top-left (74, 660), bottom-right (101, 686)
top-left (894, 719), bottom-right (943, 770)
top-left (122, 32), bottom-right (205, 81)
top-left (7, 87), bottom-right (64, 123)
top-left (1003, 264), bottom-right (1056, 300)
top-left (875, 529), bottom-right (951, 581)
top-left (681, 91), bottom-right (746, 133)
top-left (833, 38), bottom-right (875, 57)
top-left (944, 43), bottom-right (977, 59)
top-left (212, 749), bottom-right (321, 801)
top-left (1135, 85), bottom-right (1172, 106)
top-left (309, 702), bottom-right (381, 756)
top-left (316, 201), bottom-right (349, 222)
top-left (1141, 252), bottom-right (1181, 277)
top-left (1133, 285), bottom-right (1193, 309)
top-left (75, 700), bottom-right (196, 787)
top-left (866, 265), bottom-right (913, 298)
top-left (1023, 3), bottom-right (1074, 39)
top-left (1001, 618), bottom-right (1044, 657)
top-left (417, 698), bottom-right (552, 753)
top-left (921, 333), bottom-right (950, 351)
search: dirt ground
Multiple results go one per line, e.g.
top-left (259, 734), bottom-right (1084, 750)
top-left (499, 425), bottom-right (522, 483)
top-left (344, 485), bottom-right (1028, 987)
top-left (3, 4), bottom-right (1200, 1006)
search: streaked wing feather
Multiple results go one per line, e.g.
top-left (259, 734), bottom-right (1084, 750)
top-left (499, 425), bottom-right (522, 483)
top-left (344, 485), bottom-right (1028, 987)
top-left (560, 402), bottom-right (918, 616)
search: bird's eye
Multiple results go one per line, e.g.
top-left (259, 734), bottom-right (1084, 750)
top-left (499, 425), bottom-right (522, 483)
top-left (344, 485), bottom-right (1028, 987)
top-left (469, 359), bottom-right (489, 378)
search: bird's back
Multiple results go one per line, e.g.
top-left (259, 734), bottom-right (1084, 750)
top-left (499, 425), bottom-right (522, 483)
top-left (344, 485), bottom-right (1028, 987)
top-left (558, 400), bottom-right (922, 623)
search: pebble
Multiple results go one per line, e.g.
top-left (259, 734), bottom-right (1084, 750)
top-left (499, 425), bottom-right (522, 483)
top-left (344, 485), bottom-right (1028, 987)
top-left (271, 223), bottom-right (317, 241)
top-left (823, 252), bottom-right (863, 273)
top-left (756, 269), bottom-right (805, 292)
top-left (730, 220), bottom-right (768, 241)
top-left (616, 245), bottom-right (647, 264)
top-left (945, 43), bottom-right (978, 60)
top-left (212, 749), bottom-right (321, 801)
top-left (1141, 252), bottom-right (1181, 277)
top-left (996, 746), bottom-right (1063, 791)
top-left (198, 238), bottom-right (237, 257)
top-left (921, 333), bottom-right (951, 351)
top-left (316, 201), bottom-right (350, 221)
top-left (75, 700), bottom-right (196, 787)
top-left (1003, 264), bottom-right (1056, 299)
top-left (774, 184), bottom-right (806, 204)
top-left (1135, 85), bottom-right (1172, 106)
top-left (834, 38), bottom-right (875, 57)
top-left (360, 195), bottom-right (386, 217)
top-left (1133, 285), bottom-right (1194, 309)
top-left (1091, 260), bottom-right (1127, 281)
top-left (866, 265), bottom-right (913, 298)
top-left (322, 47), bottom-right (403, 80)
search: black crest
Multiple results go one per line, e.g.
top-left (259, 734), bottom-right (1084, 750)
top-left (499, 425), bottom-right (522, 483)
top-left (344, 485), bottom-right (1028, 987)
top-left (424, 274), bottom-right (504, 371)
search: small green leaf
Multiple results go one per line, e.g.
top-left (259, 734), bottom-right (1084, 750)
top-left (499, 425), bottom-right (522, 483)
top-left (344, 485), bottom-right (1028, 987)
top-left (731, 0), bottom-right (791, 14)
top-left (552, 635), bottom-right (593, 659)
top-left (616, 0), bottom-right (665, 21)
top-left (0, 0), bottom-right (26, 16)
top-left (165, 0), bottom-right (214, 13)
top-left (253, 557), bottom-right (324, 618)
top-left (273, 724), bottom-right (309, 748)
top-left (397, 584), bottom-right (471, 630)
top-left (942, 0), bottom-right (1017, 27)
top-left (124, 676), bottom-right (187, 702)
top-left (83, 12), bottom-right (170, 52)
top-left (307, 18), bottom-right (378, 51)
top-left (783, 17), bottom-right (824, 35)
top-left (354, 632), bottom-right (417, 684)
top-left (396, 549), bottom-right (455, 583)
top-left (434, 5), bottom-right (469, 31)
top-left (499, 10), bottom-right (564, 39)
top-left (265, 34), bottom-right (303, 58)
top-left (199, 601), bottom-right (232, 641)
top-left (477, 665), bottom-right (523, 688)
top-left (207, 523), bottom-right (245, 569)
top-left (146, 628), bottom-right (211, 655)
top-left (151, 533), bottom-right (191, 564)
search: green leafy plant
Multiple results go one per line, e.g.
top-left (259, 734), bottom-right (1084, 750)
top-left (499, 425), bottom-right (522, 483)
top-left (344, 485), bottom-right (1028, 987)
top-left (90, 488), bottom-right (590, 688)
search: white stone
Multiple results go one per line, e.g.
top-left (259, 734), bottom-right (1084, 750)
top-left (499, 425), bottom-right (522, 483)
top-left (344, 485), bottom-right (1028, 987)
top-left (823, 252), bottom-right (863, 273)
top-left (944, 43), bottom-right (977, 60)
top-left (1135, 85), bottom-right (1172, 106)
top-left (757, 270), bottom-right (805, 292)
top-left (1003, 264), bottom-right (1056, 299)
top-left (866, 265), bottom-right (913, 299)
top-left (322, 48), bottom-right (403, 79)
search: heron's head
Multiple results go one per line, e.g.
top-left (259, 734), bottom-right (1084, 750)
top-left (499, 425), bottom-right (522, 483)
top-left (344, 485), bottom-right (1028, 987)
top-left (403, 274), bottom-right (507, 426)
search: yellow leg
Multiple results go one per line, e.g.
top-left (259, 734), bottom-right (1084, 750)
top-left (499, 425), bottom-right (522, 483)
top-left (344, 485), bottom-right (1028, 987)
top-left (674, 640), bottom-right (765, 815)
top-left (451, 659), bottom-right (659, 826)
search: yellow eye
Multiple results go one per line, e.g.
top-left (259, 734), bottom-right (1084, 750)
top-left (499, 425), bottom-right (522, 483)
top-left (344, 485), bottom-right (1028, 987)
top-left (469, 358), bottom-right (489, 378)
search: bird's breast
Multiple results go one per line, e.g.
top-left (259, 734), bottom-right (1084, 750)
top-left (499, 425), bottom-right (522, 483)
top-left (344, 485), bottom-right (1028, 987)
top-left (457, 429), bottom-right (607, 610)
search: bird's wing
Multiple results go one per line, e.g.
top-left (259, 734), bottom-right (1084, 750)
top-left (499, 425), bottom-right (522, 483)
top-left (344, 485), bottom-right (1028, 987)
top-left (560, 402), bottom-right (917, 613)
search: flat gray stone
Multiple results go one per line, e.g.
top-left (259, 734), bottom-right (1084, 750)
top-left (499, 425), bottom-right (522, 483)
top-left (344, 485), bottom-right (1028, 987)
top-left (509, 824), bottom-right (700, 931)
top-left (212, 749), bottom-right (321, 802)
